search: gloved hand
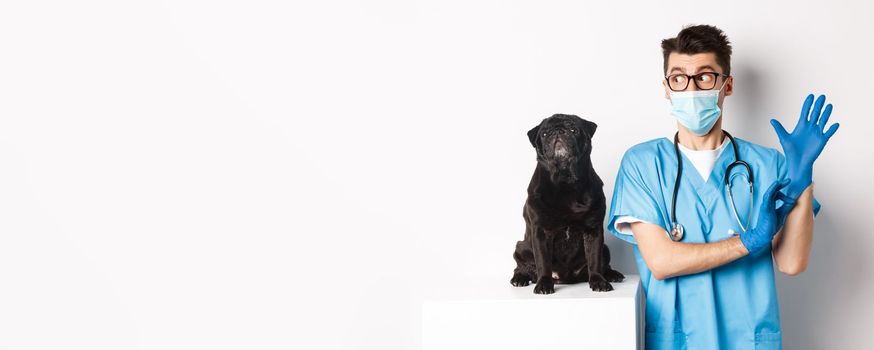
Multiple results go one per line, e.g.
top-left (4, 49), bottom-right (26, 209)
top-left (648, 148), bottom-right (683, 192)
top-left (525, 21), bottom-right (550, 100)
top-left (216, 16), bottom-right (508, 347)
top-left (740, 179), bottom-right (795, 255)
top-left (770, 94), bottom-right (840, 200)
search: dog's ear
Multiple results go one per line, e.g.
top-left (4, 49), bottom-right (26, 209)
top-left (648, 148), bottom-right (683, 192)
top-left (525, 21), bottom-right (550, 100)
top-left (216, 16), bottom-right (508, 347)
top-left (580, 119), bottom-right (597, 137)
top-left (527, 123), bottom-right (541, 148)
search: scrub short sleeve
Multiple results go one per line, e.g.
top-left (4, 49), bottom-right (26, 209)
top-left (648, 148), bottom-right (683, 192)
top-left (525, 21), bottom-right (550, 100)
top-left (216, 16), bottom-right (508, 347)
top-left (776, 152), bottom-right (821, 216)
top-left (608, 152), bottom-right (665, 245)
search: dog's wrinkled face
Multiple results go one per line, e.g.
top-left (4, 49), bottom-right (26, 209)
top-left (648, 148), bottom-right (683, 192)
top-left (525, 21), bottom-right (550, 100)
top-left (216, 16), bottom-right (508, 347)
top-left (527, 114), bottom-right (597, 183)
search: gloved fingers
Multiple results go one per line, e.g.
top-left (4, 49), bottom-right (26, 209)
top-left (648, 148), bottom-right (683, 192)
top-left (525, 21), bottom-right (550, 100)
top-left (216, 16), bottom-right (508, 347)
top-left (798, 94), bottom-right (814, 125)
top-left (818, 103), bottom-right (833, 128)
top-left (764, 179), bottom-right (791, 202)
top-left (775, 190), bottom-right (789, 202)
top-left (810, 94), bottom-right (826, 125)
top-left (770, 119), bottom-right (790, 141)
top-left (776, 202), bottom-right (793, 218)
top-left (824, 122), bottom-right (840, 140)
top-left (762, 181), bottom-right (780, 200)
top-left (777, 178), bottom-right (792, 192)
top-left (776, 191), bottom-right (797, 209)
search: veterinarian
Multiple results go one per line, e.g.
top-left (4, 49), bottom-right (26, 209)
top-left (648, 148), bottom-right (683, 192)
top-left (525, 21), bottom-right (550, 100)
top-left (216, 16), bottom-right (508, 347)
top-left (607, 25), bottom-right (839, 349)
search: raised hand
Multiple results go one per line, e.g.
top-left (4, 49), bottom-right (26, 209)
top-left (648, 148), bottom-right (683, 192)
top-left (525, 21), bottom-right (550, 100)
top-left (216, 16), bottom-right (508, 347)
top-left (769, 94), bottom-right (840, 200)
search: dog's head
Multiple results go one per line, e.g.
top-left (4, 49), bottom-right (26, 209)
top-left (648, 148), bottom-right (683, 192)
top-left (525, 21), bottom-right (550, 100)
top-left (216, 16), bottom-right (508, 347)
top-left (527, 114), bottom-right (597, 184)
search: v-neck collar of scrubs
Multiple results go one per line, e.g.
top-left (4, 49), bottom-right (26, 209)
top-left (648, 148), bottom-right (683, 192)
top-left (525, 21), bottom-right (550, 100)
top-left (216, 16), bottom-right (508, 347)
top-left (676, 136), bottom-right (730, 183)
top-left (660, 136), bottom-right (736, 218)
top-left (662, 136), bottom-right (733, 190)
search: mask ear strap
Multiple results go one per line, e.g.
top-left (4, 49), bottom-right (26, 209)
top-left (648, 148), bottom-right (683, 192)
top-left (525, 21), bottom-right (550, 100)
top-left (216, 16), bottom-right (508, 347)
top-left (718, 75), bottom-right (730, 91)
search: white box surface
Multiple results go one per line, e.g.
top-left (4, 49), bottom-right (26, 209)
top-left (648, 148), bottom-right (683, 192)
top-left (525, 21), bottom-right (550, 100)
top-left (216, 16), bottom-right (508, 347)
top-left (422, 275), bottom-right (643, 350)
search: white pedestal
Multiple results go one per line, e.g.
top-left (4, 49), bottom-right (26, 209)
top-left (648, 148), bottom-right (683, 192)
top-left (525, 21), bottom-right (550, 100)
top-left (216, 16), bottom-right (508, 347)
top-left (422, 275), bottom-right (643, 350)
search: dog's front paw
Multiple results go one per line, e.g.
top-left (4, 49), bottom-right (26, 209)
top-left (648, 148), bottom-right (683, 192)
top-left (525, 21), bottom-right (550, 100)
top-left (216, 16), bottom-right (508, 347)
top-left (533, 277), bottom-right (555, 294)
top-left (588, 275), bottom-right (614, 292)
top-left (510, 273), bottom-right (531, 287)
top-left (604, 269), bottom-right (625, 283)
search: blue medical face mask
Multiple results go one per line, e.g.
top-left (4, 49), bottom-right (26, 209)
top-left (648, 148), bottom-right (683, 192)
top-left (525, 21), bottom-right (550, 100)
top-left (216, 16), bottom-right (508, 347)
top-left (669, 79), bottom-right (727, 136)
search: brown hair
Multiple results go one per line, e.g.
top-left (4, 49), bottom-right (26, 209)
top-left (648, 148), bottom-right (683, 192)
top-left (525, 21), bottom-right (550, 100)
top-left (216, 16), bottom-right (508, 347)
top-left (661, 24), bottom-right (733, 75)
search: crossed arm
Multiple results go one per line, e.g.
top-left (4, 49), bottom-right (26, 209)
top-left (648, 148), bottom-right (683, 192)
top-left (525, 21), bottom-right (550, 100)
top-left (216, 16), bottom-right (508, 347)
top-left (632, 185), bottom-right (814, 280)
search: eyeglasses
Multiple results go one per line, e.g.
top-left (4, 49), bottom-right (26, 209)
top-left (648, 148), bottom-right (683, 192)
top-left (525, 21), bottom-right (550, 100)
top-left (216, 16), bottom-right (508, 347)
top-left (665, 72), bottom-right (729, 91)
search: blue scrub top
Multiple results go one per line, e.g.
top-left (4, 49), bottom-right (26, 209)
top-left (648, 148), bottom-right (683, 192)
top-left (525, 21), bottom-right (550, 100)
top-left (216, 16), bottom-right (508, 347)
top-left (607, 137), bottom-right (820, 350)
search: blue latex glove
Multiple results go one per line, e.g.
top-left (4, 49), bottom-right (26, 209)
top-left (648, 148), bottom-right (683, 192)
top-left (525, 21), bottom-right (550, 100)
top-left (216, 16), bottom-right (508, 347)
top-left (770, 94), bottom-right (840, 200)
top-left (740, 179), bottom-right (795, 255)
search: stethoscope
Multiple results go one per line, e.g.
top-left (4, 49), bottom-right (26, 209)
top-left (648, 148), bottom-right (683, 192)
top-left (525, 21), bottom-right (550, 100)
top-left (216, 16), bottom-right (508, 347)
top-left (669, 130), bottom-right (754, 242)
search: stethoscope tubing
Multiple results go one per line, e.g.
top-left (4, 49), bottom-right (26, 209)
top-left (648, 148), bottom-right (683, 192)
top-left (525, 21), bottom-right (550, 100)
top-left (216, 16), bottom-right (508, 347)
top-left (669, 130), bottom-right (754, 241)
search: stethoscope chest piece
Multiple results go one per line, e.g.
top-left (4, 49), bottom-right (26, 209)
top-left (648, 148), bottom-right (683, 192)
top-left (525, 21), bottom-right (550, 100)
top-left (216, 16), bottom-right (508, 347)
top-left (670, 223), bottom-right (684, 241)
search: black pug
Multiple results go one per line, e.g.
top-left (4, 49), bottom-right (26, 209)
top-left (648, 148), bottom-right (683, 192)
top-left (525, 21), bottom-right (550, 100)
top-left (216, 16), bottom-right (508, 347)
top-left (511, 114), bottom-right (624, 294)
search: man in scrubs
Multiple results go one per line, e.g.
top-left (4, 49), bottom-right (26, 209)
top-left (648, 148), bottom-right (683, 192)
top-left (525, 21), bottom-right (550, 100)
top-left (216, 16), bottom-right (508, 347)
top-left (608, 25), bottom-right (840, 349)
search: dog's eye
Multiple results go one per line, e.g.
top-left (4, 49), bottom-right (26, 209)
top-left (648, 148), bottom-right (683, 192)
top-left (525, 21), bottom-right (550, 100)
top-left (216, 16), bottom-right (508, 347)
top-left (571, 128), bottom-right (577, 133)
top-left (542, 133), bottom-right (547, 137)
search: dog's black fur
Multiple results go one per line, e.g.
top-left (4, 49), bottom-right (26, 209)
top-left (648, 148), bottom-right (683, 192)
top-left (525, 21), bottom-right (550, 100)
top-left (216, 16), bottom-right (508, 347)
top-left (511, 114), bottom-right (624, 294)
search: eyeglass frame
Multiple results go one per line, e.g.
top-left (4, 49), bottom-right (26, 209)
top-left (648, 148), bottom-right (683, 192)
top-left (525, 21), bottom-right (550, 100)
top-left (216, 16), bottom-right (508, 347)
top-left (664, 72), bottom-right (731, 92)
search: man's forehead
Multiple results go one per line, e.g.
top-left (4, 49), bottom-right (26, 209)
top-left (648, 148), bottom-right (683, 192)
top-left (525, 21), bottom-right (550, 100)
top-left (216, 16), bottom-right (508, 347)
top-left (667, 52), bottom-right (722, 74)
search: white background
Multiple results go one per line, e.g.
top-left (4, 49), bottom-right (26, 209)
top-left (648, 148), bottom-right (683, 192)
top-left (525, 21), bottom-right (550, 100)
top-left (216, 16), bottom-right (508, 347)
top-left (1, 1), bottom-right (872, 349)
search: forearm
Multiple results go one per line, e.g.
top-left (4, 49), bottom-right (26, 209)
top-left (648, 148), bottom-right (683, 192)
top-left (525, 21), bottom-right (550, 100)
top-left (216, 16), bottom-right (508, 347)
top-left (631, 222), bottom-right (749, 280)
top-left (660, 236), bottom-right (749, 279)
top-left (772, 184), bottom-right (815, 275)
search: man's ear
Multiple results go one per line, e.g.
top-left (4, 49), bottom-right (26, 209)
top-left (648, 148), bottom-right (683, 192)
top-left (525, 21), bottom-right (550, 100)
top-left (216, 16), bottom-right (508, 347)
top-left (663, 80), bottom-right (671, 100)
top-left (527, 124), bottom-right (541, 148)
top-left (581, 119), bottom-right (597, 137)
